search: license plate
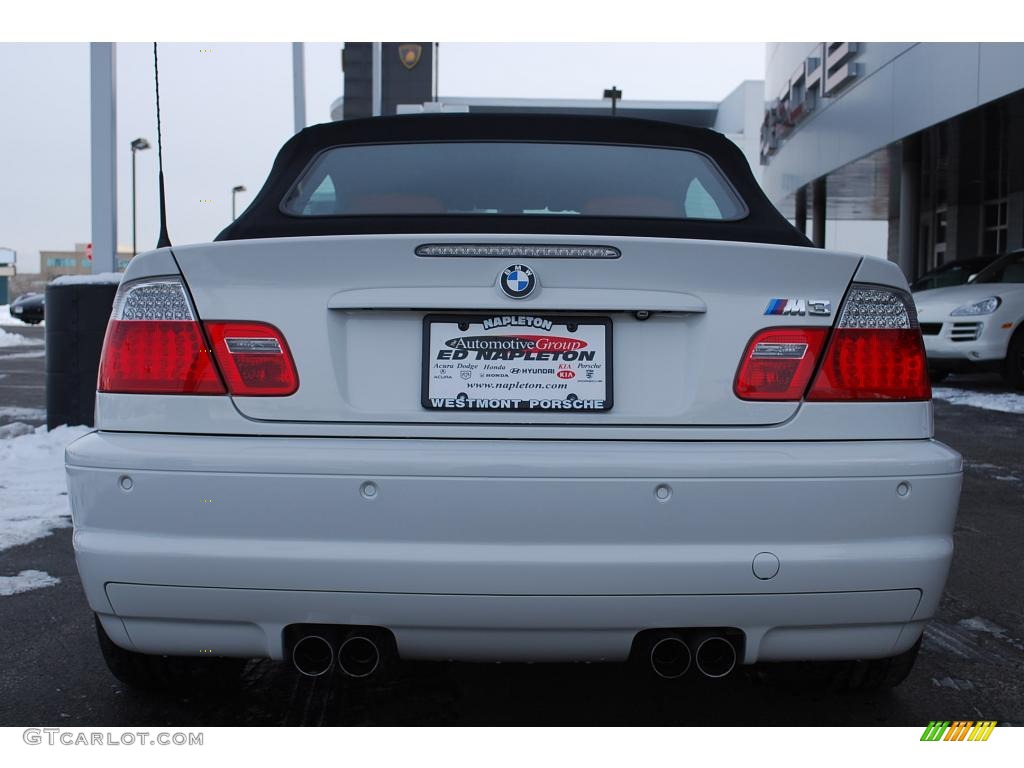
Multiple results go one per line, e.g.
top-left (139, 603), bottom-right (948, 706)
top-left (423, 313), bottom-right (612, 411)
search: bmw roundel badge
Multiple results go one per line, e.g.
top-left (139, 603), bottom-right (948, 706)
top-left (500, 264), bottom-right (536, 299)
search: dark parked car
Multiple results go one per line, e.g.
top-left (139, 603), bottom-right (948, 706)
top-left (9, 292), bottom-right (44, 324)
top-left (910, 257), bottom-right (997, 292)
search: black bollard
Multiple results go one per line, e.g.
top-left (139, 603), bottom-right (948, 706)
top-left (45, 277), bottom-right (120, 430)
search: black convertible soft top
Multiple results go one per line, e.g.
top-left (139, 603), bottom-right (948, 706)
top-left (216, 113), bottom-right (810, 247)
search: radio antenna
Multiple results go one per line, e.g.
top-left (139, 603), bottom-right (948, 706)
top-left (154, 43), bottom-right (172, 248)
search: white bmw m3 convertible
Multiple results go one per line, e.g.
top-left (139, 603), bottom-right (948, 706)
top-left (67, 114), bottom-right (962, 692)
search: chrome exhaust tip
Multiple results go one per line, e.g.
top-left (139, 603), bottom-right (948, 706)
top-left (291, 634), bottom-right (335, 677)
top-left (649, 635), bottom-right (692, 679)
top-left (694, 636), bottom-right (737, 678)
top-left (337, 634), bottom-right (382, 679)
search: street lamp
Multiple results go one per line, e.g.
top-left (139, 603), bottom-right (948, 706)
top-left (603, 86), bottom-right (622, 117)
top-left (232, 185), bottom-right (247, 221)
top-left (130, 138), bottom-right (151, 257)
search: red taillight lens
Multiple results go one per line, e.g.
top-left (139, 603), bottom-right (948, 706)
top-left (204, 321), bottom-right (299, 396)
top-left (807, 328), bottom-right (930, 400)
top-left (734, 327), bottom-right (829, 400)
top-left (806, 284), bottom-right (931, 401)
top-left (98, 320), bottom-right (225, 394)
top-left (98, 278), bottom-right (225, 394)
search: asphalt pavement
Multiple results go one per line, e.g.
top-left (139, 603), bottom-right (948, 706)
top-left (0, 325), bottom-right (45, 429)
top-left (0, 323), bottom-right (1021, 726)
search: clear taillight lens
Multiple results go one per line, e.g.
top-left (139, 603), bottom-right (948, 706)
top-left (98, 278), bottom-right (225, 394)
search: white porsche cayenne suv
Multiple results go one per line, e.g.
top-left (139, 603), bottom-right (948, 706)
top-left (67, 115), bottom-right (962, 692)
top-left (913, 250), bottom-right (1024, 388)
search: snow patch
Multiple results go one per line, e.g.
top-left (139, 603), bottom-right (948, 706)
top-left (0, 422), bottom-right (36, 439)
top-left (0, 569), bottom-right (60, 597)
top-left (50, 272), bottom-right (122, 286)
top-left (0, 327), bottom-right (44, 348)
top-left (0, 350), bottom-right (45, 360)
top-left (958, 616), bottom-right (1024, 651)
top-left (0, 424), bottom-right (89, 552)
top-left (0, 407), bottom-right (46, 422)
top-left (0, 304), bottom-right (40, 327)
top-left (931, 676), bottom-right (975, 691)
top-left (932, 387), bottom-right (1024, 414)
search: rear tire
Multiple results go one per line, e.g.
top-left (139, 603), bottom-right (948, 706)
top-left (754, 637), bottom-right (921, 692)
top-left (95, 615), bottom-right (246, 693)
top-left (1003, 331), bottom-right (1024, 390)
top-left (816, 637), bottom-right (922, 692)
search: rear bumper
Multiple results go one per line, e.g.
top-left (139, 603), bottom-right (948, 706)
top-left (68, 432), bottom-right (962, 664)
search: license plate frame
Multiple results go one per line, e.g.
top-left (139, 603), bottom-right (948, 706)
top-left (422, 313), bottom-right (613, 412)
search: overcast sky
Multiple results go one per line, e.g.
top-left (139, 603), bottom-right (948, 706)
top-left (0, 43), bottom-right (765, 271)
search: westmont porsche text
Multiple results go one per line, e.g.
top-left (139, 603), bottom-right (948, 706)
top-left (428, 397), bottom-right (609, 409)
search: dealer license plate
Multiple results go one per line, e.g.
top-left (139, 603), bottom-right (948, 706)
top-left (422, 313), bottom-right (612, 411)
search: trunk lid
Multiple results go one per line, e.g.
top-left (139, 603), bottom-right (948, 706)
top-left (173, 234), bottom-right (860, 427)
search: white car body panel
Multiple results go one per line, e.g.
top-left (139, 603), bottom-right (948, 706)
top-left (69, 431), bottom-right (959, 663)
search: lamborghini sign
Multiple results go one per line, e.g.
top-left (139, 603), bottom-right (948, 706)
top-left (398, 44), bottom-right (422, 70)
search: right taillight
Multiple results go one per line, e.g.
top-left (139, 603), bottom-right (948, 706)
top-left (807, 284), bottom-right (931, 401)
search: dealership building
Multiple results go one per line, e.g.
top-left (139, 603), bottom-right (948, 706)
top-left (330, 43), bottom-right (1024, 280)
top-left (762, 42), bottom-right (1024, 279)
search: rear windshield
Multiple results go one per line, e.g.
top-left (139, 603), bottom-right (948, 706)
top-left (281, 142), bottom-right (747, 221)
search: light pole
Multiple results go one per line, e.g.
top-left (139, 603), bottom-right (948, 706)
top-left (130, 138), bottom-right (151, 257)
top-left (232, 185), bottom-right (247, 221)
top-left (603, 86), bottom-right (622, 117)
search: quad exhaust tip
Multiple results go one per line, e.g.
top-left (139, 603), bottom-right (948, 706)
top-left (694, 635), bottom-right (738, 678)
top-left (337, 635), bottom-right (382, 679)
top-left (649, 635), bottom-right (692, 679)
top-left (291, 634), bottom-right (335, 677)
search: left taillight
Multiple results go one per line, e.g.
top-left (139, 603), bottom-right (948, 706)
top-left (98, 278), bottom-right (225, 394)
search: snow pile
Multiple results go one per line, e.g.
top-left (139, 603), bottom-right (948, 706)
top-left (0, 424), bottom-right (89, 552)
top-left (0, 304), bottom-right (39, 327)
top-left (0, 422), bottom-right (36, 439)
top-left (0, 570), bottom-right (60, 596)
top-left (0, 327), bottom-right (44, 348)
top-left (932, 387), bottom-right (1024, 414)
top-left (50, 272), bottom-right (122, 286)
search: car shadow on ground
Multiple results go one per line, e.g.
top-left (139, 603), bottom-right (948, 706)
top-left (104, 657), bottom-right (917, 727)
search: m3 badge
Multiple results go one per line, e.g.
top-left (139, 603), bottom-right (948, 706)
top-left (764, 298), bottom-right (831, 316)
